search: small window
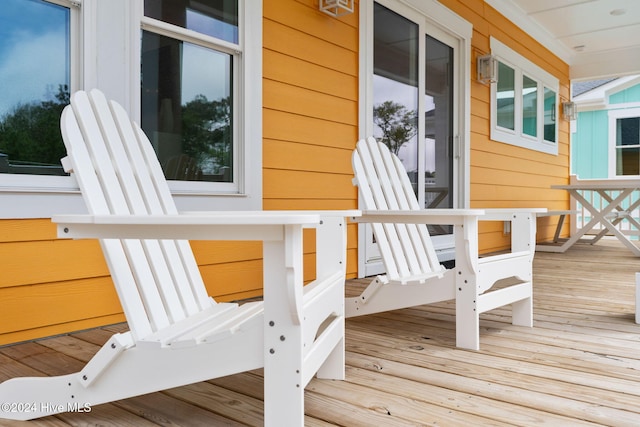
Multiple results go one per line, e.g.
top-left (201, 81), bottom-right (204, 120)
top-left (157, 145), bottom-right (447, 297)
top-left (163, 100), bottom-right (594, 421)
top-left (490, 38), bottom-right (559, 155)
top-left (0, 0), bottom-right (72, 176)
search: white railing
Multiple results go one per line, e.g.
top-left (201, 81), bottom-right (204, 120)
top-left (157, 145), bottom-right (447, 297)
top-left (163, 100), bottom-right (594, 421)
top-left (569, 175), bottom-right (640, 240)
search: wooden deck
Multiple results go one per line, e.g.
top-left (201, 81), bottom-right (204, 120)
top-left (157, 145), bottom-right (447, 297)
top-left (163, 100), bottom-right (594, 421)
top-left (1, 239), bottom-right (640, 426)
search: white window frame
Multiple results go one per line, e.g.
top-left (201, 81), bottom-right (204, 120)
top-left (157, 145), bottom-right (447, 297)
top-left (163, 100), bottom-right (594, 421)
top-left (490, 37), bottom-right (559, 155)
top-left (608, 107), bottom-right (640, 177)
top-left (0, 0), bottom-right (262, 218)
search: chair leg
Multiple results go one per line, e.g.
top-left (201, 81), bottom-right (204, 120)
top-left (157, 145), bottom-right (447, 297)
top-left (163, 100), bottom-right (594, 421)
top-left (511, 293), bottom-right (533, 327)
top-left (0, 374), bottom-right (78, 420)
top-left (455, 274), bottom-right (480, 351)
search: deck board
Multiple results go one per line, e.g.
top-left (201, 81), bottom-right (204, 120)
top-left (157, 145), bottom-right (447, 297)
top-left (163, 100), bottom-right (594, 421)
top-left (1, 239), bottom-right (640, 425)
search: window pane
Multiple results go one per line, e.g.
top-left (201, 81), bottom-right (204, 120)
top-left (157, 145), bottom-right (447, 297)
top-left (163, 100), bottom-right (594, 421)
top-left (616, 147), bottom-right (640, 175)
top-left (141, 31), bottom-right (233, 182)
top-left (424, 34), bottom-right (454, 235)
top-left (0, 0), bottom-right (70, 176)
top-left (496, 62), bottom-right (514, 130)
top-left (543, 87), bottom-right (556, 142)
top-left (617, 117), bottom-right (640, 146)
top-left (522, 75), bottom-right (537, 137)
top-left (144, 0), bottom-right (238, 43)
top-left (373, 3), bottom-right (419, 191)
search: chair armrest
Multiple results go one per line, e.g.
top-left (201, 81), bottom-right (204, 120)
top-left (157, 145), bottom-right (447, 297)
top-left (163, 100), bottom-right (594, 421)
top-left (52, 210), bottom-right (359, 242)
top-left (353, 209), bottom-right (485, 225)
top-left (480, 208), bottom-right (547, 221)
top-left (182, 209), bottom-right (361, 218)
top-left (479, 209), bottom-right (542, 253)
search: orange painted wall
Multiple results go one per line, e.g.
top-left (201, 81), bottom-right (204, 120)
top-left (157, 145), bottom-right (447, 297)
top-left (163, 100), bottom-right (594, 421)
top-left (262, 0), bottom-right (360, 264)
top-left (440, 0), bottom-right (572, 251)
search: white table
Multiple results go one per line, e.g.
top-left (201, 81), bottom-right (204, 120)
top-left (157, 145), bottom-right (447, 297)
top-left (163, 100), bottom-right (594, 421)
top-left (538, 177), bottom-right (640, 256)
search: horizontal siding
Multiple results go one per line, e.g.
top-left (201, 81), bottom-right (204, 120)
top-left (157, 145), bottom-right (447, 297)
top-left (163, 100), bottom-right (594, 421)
top-left (263, 49), bottom-right (358, 101)
top-left (264, 110), bottom-right (357, 149)
top-left (0, 277), bottom-right (121, 336)
top-left (0, 219), bottom-right (58, 242)
top-left (264, 79), bottom-right (357, 124)
top-left (0, 239), bottom-right (107, 288)
top-left (0, 219), bottom-right (122, 344)
top-left (262, 1), bottom-right (360, 280)
top-left (263, 140), bottom-right (353, 175)
top-left (0, 221), bottom-right (271, 344)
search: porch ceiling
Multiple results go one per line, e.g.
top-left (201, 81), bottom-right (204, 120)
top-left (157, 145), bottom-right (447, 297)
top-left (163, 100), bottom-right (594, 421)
top-left (486, 0), bottom-right (640, 81)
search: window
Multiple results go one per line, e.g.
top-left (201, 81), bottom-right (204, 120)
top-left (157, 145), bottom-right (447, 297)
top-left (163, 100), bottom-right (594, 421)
top-left (490, 37), bottom-right (559, 155)
top-left (0, 0), bottom-right (74, 176)
top-left (141, 0), bottom-right (240, 189)
top-left (609, 108), bottom-right (640, 176)
top-left (0, 1), bottom-right (261, 218)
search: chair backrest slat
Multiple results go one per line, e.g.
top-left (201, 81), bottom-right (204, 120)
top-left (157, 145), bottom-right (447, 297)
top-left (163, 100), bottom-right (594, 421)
top-left (354, 141), bottom-right (409, 279)
top-left (60, 90), bottom-right (213, 340)
top-left (364, 139), bottom-right (425, 276)
top-left (61, 105), bottom-right (156, 338)
top-left (353, 137), bottom-right (443, 281)
top-left (109, 99), bottom-right (207, 315)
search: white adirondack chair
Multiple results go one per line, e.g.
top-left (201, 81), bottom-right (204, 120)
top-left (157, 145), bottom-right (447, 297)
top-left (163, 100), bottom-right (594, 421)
top-left (347, 137), bottom-right (542, 350)
top-left (0, 89), bottom-right (350, 426)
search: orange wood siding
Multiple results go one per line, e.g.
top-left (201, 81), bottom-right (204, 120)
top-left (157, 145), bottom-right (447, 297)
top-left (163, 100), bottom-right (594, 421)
top-left (0, 219), bottom-right (122, 345)
top-left (441, 0), bottom-right (572, 252)
top-left (0, 220), bottom-right (269, 345)
top-left (262, 0), bottom-right (359, 274)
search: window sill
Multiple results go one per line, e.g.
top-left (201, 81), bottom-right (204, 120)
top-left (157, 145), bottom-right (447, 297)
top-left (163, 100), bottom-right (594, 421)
top-left (491, 129), bottom-right (558, 156)
top-left (0, 174), bottom-right (260, 219)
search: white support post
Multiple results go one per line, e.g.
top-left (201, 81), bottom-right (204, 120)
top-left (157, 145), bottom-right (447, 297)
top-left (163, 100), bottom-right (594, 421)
top-left (636, 273), bottom-right (640, 324)
top-left (263, 225), bottom-right (305, 427)
top-left (455, 218), bottom-right (480, 350)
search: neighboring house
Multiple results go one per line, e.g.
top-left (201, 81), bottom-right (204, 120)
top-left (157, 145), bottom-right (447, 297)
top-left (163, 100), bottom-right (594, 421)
top-left (572, 75), bottom-right (640, 179)
top-left (570, 75), bottom-right (640, 239)
top-left (0, 0), bottom-right (575, 345)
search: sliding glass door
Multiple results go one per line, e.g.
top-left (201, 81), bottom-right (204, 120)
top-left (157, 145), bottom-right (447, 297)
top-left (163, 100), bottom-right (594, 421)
top-left (360, 1), bottom-right (467, 275)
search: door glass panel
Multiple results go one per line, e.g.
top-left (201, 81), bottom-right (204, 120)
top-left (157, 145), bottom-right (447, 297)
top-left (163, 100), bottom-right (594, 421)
top-left (497, 62), bottom-right (515, 130)
top-left (373, 3), bottom-right (419, 186)
top-left (522, 75), bottom-right (537, 137)
top-left (367, 1), bottom-right (459, 269)
top-left (425, 34), bottom-right (453, 234)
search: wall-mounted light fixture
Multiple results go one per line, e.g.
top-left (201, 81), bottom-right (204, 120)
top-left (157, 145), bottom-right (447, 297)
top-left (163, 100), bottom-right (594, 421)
top-left (562, 101), bottom-right (577, 121)
top-left (319, 0), bottom-right (354, 17)
top-left (477, 54), bottom-right (498, 84)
